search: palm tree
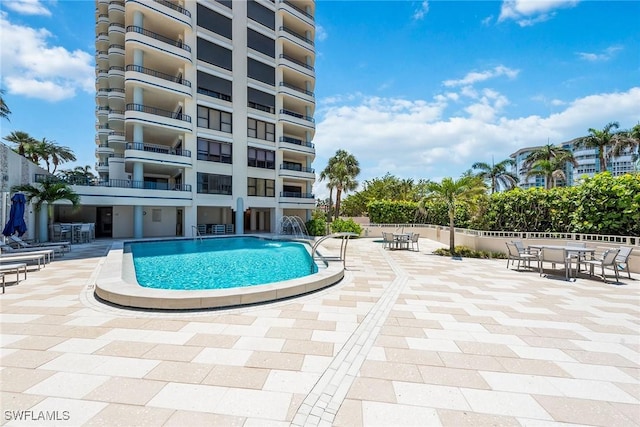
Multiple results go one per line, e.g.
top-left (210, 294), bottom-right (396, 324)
top-left (318, 167), bottom-right (337, 222)
top-left (12, 178), bottom-right (80, 242)
top-left (523, 144), bottom-right (577, 189)
top-left (58, 165), bottom-right (96, 184)
top-left (472, 158), bottom-right (518, 193)
top-left (575, 122), bottom-right (623, 173)
top-left (609, 123), bottom-right (640, 169)
top-left (3, 131), bottom-right (37, 158)
top-left (0, 89), bottom-right (10, 121)
top-left (323, 149), bottom-right (360, 220)
top-left (418, 175), bottom-right (486, 253)
top-left (35, 138), bottom-right (77, 174)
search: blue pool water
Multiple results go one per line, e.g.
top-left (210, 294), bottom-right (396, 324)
top-left (127, 237), bottom-right (318, 290)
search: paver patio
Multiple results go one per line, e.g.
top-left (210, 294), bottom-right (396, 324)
top-left (1, 237), bottom-right (638, 426)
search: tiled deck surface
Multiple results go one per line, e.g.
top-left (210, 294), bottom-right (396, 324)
top-left (1, 237), bottom-right (639, 426)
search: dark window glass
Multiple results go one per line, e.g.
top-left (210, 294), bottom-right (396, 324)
top-left (248, 88), bottom-right (275, 113)
top-left (197, 38), bottom-right (232, 70)
top-left (197, 71), bottom-right (232, 101)
top-left (247, 28), bottom-right (275, 58)
top-left (197, 173), bottom-right (232, 195)
top-left (215, 0), bottom-right (232, 9)
top-left (247, 0), bottom-right (275, 30)
top-left (248, 178), bottom-right (275, 197)
top-left (247, 118), bottom-right (275, 141)
top-left (248, 147), bottom-right (275, 169)
top-left (248, 58), bottom-right (275, 86)
top-left (197, 4), bottom-right (232, 39)
top-left (197, 105), bottom-right (232, 133)
top-left (197, 138), bottom-right (232, 163)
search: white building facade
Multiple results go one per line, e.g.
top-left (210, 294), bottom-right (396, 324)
top-left (73, 0), bottom-right (316, 239)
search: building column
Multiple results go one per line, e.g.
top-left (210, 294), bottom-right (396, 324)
top-left (235, 198), bottom-right (244, 235)
top-left (133, 205), bottom-right (143, 239)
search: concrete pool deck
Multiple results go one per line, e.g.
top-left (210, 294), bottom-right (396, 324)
top-left (0, 237), bottom-right (638, 426)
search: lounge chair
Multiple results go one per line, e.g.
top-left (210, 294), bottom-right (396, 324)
top-left (1, 242), bottom-right (55, 262)
top-left (0, 252), bottom-right (46, 270)
top-left (579, 248), bottom-right (621, 283)
top-left (8, 235), bottom-right (69, 254)
top-left (0, 262), bottom-right (28, 292)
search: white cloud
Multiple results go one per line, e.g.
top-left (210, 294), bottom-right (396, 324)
top-left (498, 0), bottom-right (579, 26)
top-left (4, 0), bottom-right (51, 16)
top-left (443, 65), bottom-right (519, 87)
top-left (316, 25), bottom-right (328, 42)
top-left (311, 87), bottom-right (639, 200)
top-left (577, 45), bottom-right (623, 62)
top-left (413, 1), bottom-right (429, 21)
top-left (0, 12), bottom-right (94, 101)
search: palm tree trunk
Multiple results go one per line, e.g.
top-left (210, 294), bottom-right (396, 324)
top-left (327, 188), bottom-right (334, 222)
top-left (449, 210), bottom-right (455, 254)
top-left (335, 188), bottom-right (343, 220)
top-left (599, 151), bottom-right (607, 173)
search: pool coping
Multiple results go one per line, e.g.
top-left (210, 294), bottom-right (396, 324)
top-left (94, 236), bottom-right (345, 310)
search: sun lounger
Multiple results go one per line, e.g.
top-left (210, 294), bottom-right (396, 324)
top-left (8, 236), bottom-right (68, 255)
top-left (0, 262), bottom-right (28, 291)
top-left (0, 253), bottom-right (46, 270)
top-left (1, 242), bottom-right (56, 262)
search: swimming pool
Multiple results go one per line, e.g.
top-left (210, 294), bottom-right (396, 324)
top-left (128, 237), bottom-right (318, 290)
top-left (95, 235), bottom-right (345, 310)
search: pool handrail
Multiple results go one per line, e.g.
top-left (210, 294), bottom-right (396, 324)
top-left (311, 232), bottom-right (358, 270)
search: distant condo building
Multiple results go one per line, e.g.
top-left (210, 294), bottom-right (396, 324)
top-left (510, 140), bottom-right (638, 189)
top-left (63, 0), bottom-right (316, 239)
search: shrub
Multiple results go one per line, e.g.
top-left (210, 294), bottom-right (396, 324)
top-left (305, 217), bottom-right (326, 236)
top-left (433, 246), bottom-right (506, 259)
top-left (330, 218), bottom-right (362, 236)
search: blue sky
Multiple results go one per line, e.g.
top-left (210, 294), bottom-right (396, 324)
top-left (1, 0), bottom-right (639, 200)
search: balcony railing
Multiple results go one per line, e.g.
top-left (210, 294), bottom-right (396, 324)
top-left (280, 164), bottom-right (315, 173)
top-left (126, 65), bottom-right (191, 87)
top-left (126, 141), bottom-right (191, 157)
top-left (249, 101), bottom-right (275, 114)
top-left (279, 26), bottom-right (314, 46)
top-left (35, 174), bottom-right (191, 191)
top-left (197, 87), bottom-right (231, 101)
top-left (279, 54), bottom-right (314, 71)
top-left (280, 0), bottom-right (314, 20)
top-left (126, 103), bottom-right (192, 122)
top-left (280, 191), bottom-right (315, 198)
top-left (280, 136), bottom-right (314, 148)
top-left (279, 82), bottom-right (314, 97)
top-left (280, 109), bottom-right (314, 122)
top-left (152, 0), bottom-right (191, 17)
top-left (126, 25), bottom-right (191, 52)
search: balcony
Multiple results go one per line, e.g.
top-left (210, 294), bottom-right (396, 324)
top-left (279, 191), bottom-right (315, 201)
top-left (109, 22), bottom-right (125, 36)
top-left (125, 103), bottom-right (192, 132)
top-left (96, 50), bottom-right (108, 64)
top-left (197, 87), bottom-right (231, 102)
top-left (279, 0), bottom-right (314, 24)
top-left (125, 142), bottom-right (193, 168)
top-left (108, 109), bottom-right (125, 122)
top-left (97, 13), bottom-right (109, 27)
top-left (279, 25), bottom-right (313, 50)
top-left (278, 54), bottom-right (314, 77)
top-left (126, 65), bottom-right (192, 97)
top-left (96, 143), bottom-right (115, 155)
top-left (125, 26), bottom-right (191, 61)
top-left (109, 66), bottom-right (125, 84)
top-left (248, 101), bottom-right (275, 114)
top-left (37, 174), bottom-right (192, 192)
top-left (126, 65), bottom-right (191, 87)
top-left (96, 32), bottom-right (109, 46)
top-left (108, 131), bottom-right (125, 144)
top-left (126, 103), bottom-right (191, 122)
top-left (278, 81), bottom-right (314, 104)
top-left (279, 164), bottom-right (315, 180)
top-left (152, 0), bottom-right (191, 17)
top-left (108, 0), bottom-right (124, 14)
top-left (108, 43), bottom-right (125, 57)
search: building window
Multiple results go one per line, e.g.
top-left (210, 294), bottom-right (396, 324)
top-left (247, 28), bottom-right (275, 58)
top-left (197, 38), bottom-right (232, 70)
top-left (197, 173), bottom-right (232, 195)
top-left (247, 118), bottom-right (275, 141)
top-left (247, 0), bottom-right (275, 30)
top-left (248, 178), bottom-right (275, 197)
top-left (197, 138), bottom-right (232, 163)
top-left (197, 106), bottom-right (232, 133)
top-left (248, 147), bottom-right (275, 169)
top-left (197, 4), bottom-right (232, 39)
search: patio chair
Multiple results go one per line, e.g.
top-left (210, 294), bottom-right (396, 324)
top-left (409, 233), bottom-right (420, 251)
top-left (616, 246), bottom-right (633, 279)
top-left (566, 241), bottom-right (587, 271)
top-left (8, 235), bottom-right (68, 254)
top-left (505, 242), bottom-right (537, 271)
top-left (381, 232), bottom-right (395, 249)
top-left (538, 247), bottom-right (571, 280)
top-left (580, 248), bottom-right (621, 283)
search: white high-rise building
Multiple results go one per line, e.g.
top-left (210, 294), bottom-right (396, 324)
top-left (72, 0), bottom-right (316, 239)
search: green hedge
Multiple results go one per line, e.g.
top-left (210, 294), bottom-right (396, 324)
top-left (366, 173), bottom-right (639, 236)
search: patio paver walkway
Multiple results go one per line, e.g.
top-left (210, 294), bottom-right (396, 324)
top-left (1, 237), bottom-right (638, 426)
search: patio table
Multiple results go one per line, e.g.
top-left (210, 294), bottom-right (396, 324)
top-left (528, 244), bottom-right (596, 278)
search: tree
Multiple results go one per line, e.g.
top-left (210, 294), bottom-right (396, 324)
top-left (472, 158), bottom-right (518, 193)
top-left (575, 122), bottom-right (623, 173)
top-left (58, 165), bottom-right (97, 185)
top-left (320, 149), bottom-right (360, 220)
top-left (523, 144), bottom-right (577, 189)
top-left (12, 178), bottom-right (80, 242)
top-left (0, 89), bottom-right (10, 121)
top-left (4, 131), bottom-right (37, 158)
top-left (34, 138), bottom-right (77, 174)
top-left (418, 175), bottom-right (486, 253)
top-left (609, 122), bottom-right (640, 170)
top-left (318, 167), bottom-right (337, 222)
